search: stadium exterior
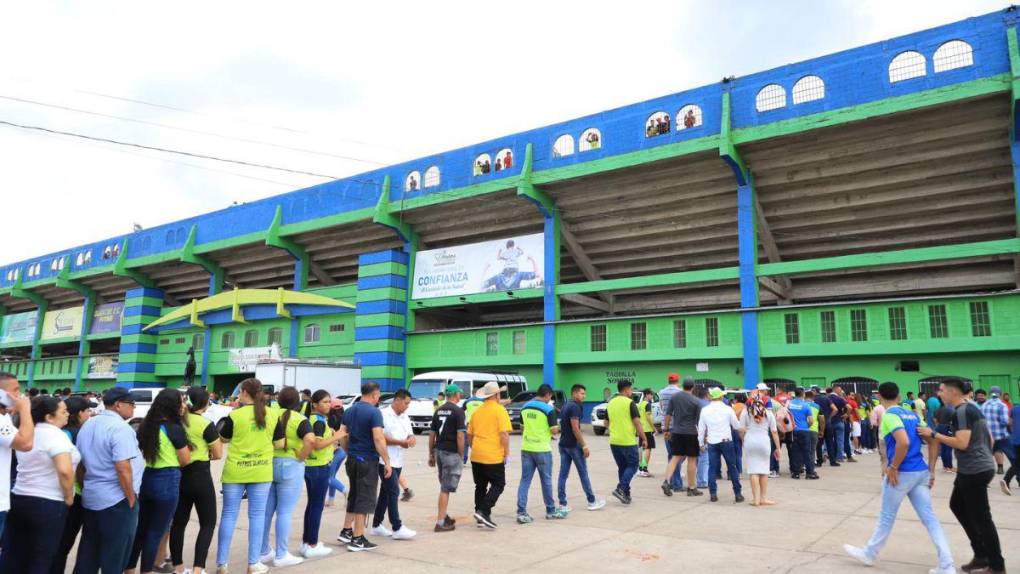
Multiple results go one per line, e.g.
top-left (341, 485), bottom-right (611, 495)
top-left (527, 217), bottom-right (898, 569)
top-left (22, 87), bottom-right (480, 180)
top-left (3, 10), bottom-right (1020, 404)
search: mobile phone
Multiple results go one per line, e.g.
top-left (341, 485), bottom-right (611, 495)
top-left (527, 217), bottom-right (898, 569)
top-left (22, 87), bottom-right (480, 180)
top-left (0, 390), bottom-right (12, 409)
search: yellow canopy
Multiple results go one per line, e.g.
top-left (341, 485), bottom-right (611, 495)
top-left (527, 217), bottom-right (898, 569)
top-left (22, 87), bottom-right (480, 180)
top-left (143, 287), bottom-right (353, 331)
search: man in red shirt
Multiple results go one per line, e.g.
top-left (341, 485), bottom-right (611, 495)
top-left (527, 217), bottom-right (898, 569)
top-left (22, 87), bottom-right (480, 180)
top-left (846, 394), bottom-right (862, 455)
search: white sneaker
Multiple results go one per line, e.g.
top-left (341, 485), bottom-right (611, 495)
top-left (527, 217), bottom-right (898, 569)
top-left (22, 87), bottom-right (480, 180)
top-left (369, 524), bottom-right (394, 537)
top-left (391, 526), bottom-right (417, 540)
top-left (843, 544), bottom-right (874, 567)
top-left (300, 543), bottom-right (333, 558)
top-left (272, 553), bottom-right (304, 567)
top-left (258, 551), bottom-right (274, 565)
top-left (248, 563), bottom-right (269, 574)
top-left (928, 567), bottom-right (956, 574)
top-left (586, 498), bottom-right (607, 511)
top-left (557, 505), bottom-right (572, 513)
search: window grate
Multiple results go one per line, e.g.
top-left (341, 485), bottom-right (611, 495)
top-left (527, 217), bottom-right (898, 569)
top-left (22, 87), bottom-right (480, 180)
top-left (552, 135), bottom-right (574, 158)
top-left (969, 301), bottom-right (991, 337)
top-left (889, 51), bottom-right (926, 82)
top-left (677, 105), bottom-right (702, 130)
top-left (784, 313), bottom-right (799, 344)
top-left (513, 330), bottom-right (526, 354)
top-left (820, 311), bottom-right (836, 343)
top-left (850, 309), bottom-right (867, 342)
top-left (485, 332), bottom-right (498, 356)
top-left (590, 324), bottom-right (607, 352)
top-left (792, 76), bottom-right (825, 104)
top-left (928, 305), bottom-right (948, 339)
top-left (673, 319), bottom-right (687, 348)
top-left (888, 307), bottom-right (907, 340)
top-left (645, 112), bottom-right (670, 138)
top-left (579, 128), bottom-right (601, 152)
top-left (630, 322), bottom-right (647, 350)
top-left (706, 317), bottom-right (719, 347)
top-left (423, 166), bottom-right (441, 188)
top-left (755, 84), bottom-right (786, 112)
top-left (933, 40), bottom-right (973, 73)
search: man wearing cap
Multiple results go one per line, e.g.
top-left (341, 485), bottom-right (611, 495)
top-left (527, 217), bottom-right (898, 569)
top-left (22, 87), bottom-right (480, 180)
top-left (73, 387), bottom-right (144, 574)
top-left (657, 374), bottom-right (684, 492)
top-left (981, 386), bottom-right (1013, 475)
top-left (429, 385), bottom-right (466, 532)
top-left (606, 380), bottom-right (647, 504)
top-left (697, 387), bottom-right (744, 503)
top-left (467, 381), bottom-right (512, 528)
top-left (516, 384), bottom-right (567, 523)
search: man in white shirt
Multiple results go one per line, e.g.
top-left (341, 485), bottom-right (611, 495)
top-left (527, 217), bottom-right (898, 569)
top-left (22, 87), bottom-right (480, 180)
top-left (0, 371), bottom-right (35, 539)
top-left (370, 389), bottom-right (417, 540)
top-left (697, 387), bottom-right (744, 503)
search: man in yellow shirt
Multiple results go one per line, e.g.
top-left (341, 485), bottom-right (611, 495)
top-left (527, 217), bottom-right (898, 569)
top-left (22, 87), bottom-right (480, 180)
top-left (467, 381), bottom-right (512, 529)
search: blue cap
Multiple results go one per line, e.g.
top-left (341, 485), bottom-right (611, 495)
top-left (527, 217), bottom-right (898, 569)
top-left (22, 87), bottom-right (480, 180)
top-left (103, 387), bottom-right (135, 405)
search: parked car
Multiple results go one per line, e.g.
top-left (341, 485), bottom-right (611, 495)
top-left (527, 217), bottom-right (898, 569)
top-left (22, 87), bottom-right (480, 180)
top-left (591, 391), bottom-right (663, 436)
top-left (506, 390), bottom-right (566, 431)
top-left (129, 387), bottom-right (232, 431)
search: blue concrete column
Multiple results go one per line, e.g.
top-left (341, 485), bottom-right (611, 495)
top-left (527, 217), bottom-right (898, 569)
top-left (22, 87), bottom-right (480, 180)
top-left (117, 287), bottom-right (164, 388)
top-left (737, 183), bottom-right (762, 389)
top-left (354, 249), bottom-right (409, 392)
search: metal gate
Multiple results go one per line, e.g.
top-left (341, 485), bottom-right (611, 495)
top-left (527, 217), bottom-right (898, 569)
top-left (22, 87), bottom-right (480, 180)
top-left (918, 376), bottom-right (973, 398)
top-left (763, 378), bottom-right (796, 394)
top-left (831, 377), bottom-right (879, 396)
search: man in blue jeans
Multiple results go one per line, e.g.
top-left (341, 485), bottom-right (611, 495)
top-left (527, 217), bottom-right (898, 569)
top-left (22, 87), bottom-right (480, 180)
top-left (828, 387), bottom-right (848, 463)
top-left (606, 380), bottom-right (647, 505)
top-left (844, 382), bottom-right (954, 574)
top-left (788, 388), bottom-right (819, 480)
top-left (557, 385), bottom-right (606, 511)
top-left (657, 374), bottom-right (684, 491)
top-left (516, 385), bottom-right (567, 523)
top-left (697, 387), bottom-right (743, 503)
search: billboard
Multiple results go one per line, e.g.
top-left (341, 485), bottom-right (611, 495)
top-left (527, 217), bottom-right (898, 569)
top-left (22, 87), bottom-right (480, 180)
top-left (87, 355), bottom-right (119, 379)
top-left (90, 302), bottom-right (125, 335)
top-left (411, 233), bottom-right (544, 299)
top-left (40, 307), bottom-right (84, 340)
top-left (0, 311), bottom-right (37, 345)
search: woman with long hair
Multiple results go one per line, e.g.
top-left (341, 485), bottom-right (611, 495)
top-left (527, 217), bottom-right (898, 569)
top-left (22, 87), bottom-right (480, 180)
top-left (127, 389), bottom-right (191, 574)
top-left (301, 390), bottom-right (345, 557)
top-left (169, 387), bottom-right (223, 574)
top-left (739, 398), bottom-right (781, 507)
top-left (49, 396), bottom-right (95, 574)
top-left (0, 396), bottom-right (79, 573)
top-left (217, 378), bottom-right (282, 574)
top-left (259, 386), bottom-right (314, 566)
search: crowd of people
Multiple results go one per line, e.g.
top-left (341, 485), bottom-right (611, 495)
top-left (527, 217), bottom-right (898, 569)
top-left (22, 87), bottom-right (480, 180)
top-left (0, 370), bottom-right (1014, 574)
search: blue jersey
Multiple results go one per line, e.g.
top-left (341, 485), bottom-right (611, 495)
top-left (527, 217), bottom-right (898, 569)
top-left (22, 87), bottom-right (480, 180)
top-left (879, 406), bottom-right (927, 472)
top-left (788, 399), bottom-right (812, 431)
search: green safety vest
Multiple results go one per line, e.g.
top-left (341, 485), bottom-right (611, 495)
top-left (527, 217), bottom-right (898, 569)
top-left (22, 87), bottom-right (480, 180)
top-left (520, 402), bottom-right (555, 453)
top-left (273, 409), bottom-right (309, 460)
top-left (147, 424), bottom-right (183, 469)
top-left (607, 395), bottom-right (638, 447)
top-left (464, 398), bottom-right (483, 423)
top-left (637, 400), bottom-right (653, 433)
top-left (809, 404), bottom-right (820, 433)
top-left (304, 414), bottom-right (334, 467)
top-left (185, 413), bottom-right (215, 463)
top-left (222, 405), bottom-right (279, 484)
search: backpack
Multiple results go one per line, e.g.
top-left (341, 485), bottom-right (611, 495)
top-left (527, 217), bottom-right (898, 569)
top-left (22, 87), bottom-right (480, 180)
top-left (776, 406), bottom-right (796, 433)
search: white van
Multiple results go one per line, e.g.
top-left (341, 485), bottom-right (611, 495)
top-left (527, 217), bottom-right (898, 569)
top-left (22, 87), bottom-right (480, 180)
top-left (405, 371), bottom-right (529, 433)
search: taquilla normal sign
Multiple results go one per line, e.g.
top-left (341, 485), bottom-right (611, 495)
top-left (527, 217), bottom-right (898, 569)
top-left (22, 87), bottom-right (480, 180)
top-left (411, 233), bottom-right (545, 299)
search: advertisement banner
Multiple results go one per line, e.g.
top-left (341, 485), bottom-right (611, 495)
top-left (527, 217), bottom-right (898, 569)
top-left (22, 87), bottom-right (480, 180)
top-left (0, 311), bottom-right (38, 345)
top-left (90, 302), bottom-right (125, 335)
top-left (411, 233), bottom-right (545, 299)
top-left (229, 344), bottom-right (282, 372)
top-left (86, 355), bottom-right (119, 379)
top-left (40, 307), bottom-right (84, 341)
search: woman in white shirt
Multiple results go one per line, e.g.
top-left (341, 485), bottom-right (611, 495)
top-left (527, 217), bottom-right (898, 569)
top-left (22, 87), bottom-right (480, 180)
top-left (0, 395), bottom-right (80, 573)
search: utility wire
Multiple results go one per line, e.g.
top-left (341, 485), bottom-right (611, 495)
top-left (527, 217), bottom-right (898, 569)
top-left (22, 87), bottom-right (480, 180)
top-left (0, 118), bottom-right (339, 179)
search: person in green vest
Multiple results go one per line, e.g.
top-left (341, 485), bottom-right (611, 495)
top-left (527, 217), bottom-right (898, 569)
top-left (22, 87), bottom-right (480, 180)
top-left (461, 392), bottom-right (484, 464)
top-left (637, 388), bottom-right (656, 477)
top-left (217, 378), bottom-right (283, 574)
top-left (258, 387), bottom-right (315, 567)
top-left (606, 380), bottom-right (648, 505)
top-left (168, 386), bottom-right (223, 574)
top-left (303, 390), bottom-right (345, 557)
top-left (515, 384), bottom-right (566, 523)
top-left (126, 389), bottom-right (191, 574)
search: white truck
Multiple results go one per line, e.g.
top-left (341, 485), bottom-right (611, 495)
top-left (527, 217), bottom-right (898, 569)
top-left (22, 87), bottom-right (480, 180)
top-left (405, 371), bottom-right (529, 434)
top-left (250, 359), bottom-right (362, 398)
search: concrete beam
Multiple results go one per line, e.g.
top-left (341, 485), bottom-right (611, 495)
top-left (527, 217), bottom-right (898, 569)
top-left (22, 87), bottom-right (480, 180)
top-left (561, 293), bottom-right (611, 313)
top-left (560, 224), bottom-right (613, 311)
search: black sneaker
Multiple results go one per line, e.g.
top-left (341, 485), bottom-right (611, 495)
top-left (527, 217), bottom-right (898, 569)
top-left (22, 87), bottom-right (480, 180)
top-left (734, 495), bottom-right (745, 503)
top-left (622, 492), bottom-right (633, 505)
top-left (830, 462), bottom-right (841, 467)
top-left (815, 460), bottom-right (823, 467)
top-left (443, 515), bottom-right (456, 526)
top-left (434, 521), bottom-right (455, 532)
top-left (710, 495), bottom-right (719, 502)
top-left (611, 488), bottom-right (627, 504)
top-left (686, 488), bottom-right (703, 497)
top-left (346, 536), bottom-right (378, 552)
top-left (660, 480), bottom-right (673, 497)
top-left (337, 528), bottom-right (354, 544)
top-left (401, 488), bottom-right (414, 501)
top-left (791, 473), bottom-right (801, 479)
top-left (806, 473), bottom-right (820, 480)
top-left (473, 511), bottom-right (497, 529)
top-left (961, 557), bottom-right (989, 572)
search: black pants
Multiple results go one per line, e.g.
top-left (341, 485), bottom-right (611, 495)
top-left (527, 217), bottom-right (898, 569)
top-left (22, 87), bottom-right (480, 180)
top-left (372, 465), bottom-right (403, 531)
top-left (50, 494), bottom-right (85, 574)
top-left (169, 462), bottom-right (217, 570)
top-left (950, 470), bottom-right (1003, 571)
top-left (73, 498), bottom-right (139, 574)
top-left (1004, 445), bottom-right (1020, 487)
top-left (471, 462), bottom-right (506, 516)
top-left (0, 494), bottom-right (68, 574)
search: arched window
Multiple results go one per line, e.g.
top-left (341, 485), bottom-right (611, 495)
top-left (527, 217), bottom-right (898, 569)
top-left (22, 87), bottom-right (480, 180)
top-left (404, 171), bottom-right (420, 193)
top-left (176, 228), bottom-right (185, 243)
top-left (75, 253), bottom-right (84, 267)
top-left (221, 331), bottom-right (235, 349)
top-left (267, 327), bottom-right (282, 346)
top-left (645, 112), bottom-right (670, 137)
top-left (578, 128), bottom-right (601, 152)
top-left (676, 105), bottom-right (703, 130)
top-left (889, 51), bottom-right (926, 82)
top-left (423, 166), bottom-right (440, 188)
top-left (244, 329), bottom-right (258, 347)
top-left (494, 148), bottom-right (514, 171)
top-left (166, 230), bottom-right (175, 245)
top-left (755, 84), bottom-right (787, 112)
top-left (304, 323), bottom-right (320, 343)
top-left (50, 260), bottom-right (58, 272)
top-left (472, 154), bottom-right (492, 176)
top-left (933, 40), bottom-right (974, 73)
top-left (552, 135), bottom-right (574, 158)
top-left (792, 75), bottom-right (825, 104)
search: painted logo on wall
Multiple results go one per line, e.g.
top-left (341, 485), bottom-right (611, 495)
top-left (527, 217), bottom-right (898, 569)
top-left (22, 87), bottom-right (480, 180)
top-left (411, 233), bottom-right (544, 299)
top-left (90, 302), bottom-right (125, 335)
top-left (40, 307), bottom-right (84, 340)
top-left (0, 311), bottom-right (37, 344)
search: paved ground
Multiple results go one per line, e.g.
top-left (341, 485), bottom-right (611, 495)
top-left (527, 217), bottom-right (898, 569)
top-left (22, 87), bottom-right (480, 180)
top-left (102, 429), bottom-right (1019, 573)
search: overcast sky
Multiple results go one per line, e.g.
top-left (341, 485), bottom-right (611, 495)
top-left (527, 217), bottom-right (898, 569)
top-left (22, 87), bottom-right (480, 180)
top-left (0, 0), bottom-right (1008, 264)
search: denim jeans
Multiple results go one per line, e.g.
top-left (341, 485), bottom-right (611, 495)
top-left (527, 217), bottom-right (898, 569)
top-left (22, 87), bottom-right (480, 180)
top-left (662, 439), bottom-right (684, 490)
top-left (843, 420), bottom-right (853, 457)
top-left (707, 441), bottom-right (742, 497)
top-left (557, 445), bottom-right (596, 506)
top-left (860, 419), bottom-right (872, 450)
top-left (0, 494), bottom-right (68, 573)
top-left (696, 450), bottom-right (709, 487)
top-left (327, 446), bottom-right (348, 498)
top-left (129, 467), bottom-right (182, 572)
top-left (791, 431), bottom-right (815, 475)
top-left (822, 417), bottom-right (836, 462)
top-left (218, 482), bottom-right (271, 567)
top-left (302, 464), bottom-right (330, 544)
top-left (609, 445), bottom-right (639, 496)
top-left (261, 458), bottom-right (305, 559)
top-left (937, 424), bottom-right (954, 469)
top-left (73, 498), bottom-right (139, 574)
top-left (517, 451), bottom-right (555, 515)
top-left (863, 470), bottom-right (953, 570)
top-left (730, 429), bottom-right (743, 476)
top-left (372, 465), bottom-right (403, 530)
top-left (831, 420), bottom-right (846, 461)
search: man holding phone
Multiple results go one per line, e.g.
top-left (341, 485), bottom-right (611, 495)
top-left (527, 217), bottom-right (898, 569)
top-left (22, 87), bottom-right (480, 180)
top-left (0, 372), bottom-right (36, 539)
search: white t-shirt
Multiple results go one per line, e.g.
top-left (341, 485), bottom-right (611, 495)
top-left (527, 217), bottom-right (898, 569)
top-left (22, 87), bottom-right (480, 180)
top-left (0, 414), bottom-right (17, 512)
top-left (13, 423), bottom-right (80, 502)
top-left (381, 407), bottom-right (412, 468)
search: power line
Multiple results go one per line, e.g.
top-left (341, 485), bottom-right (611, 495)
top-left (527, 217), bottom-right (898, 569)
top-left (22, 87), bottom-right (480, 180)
top-left (0, 93), bottom-right (387, 165)
top-left (0, 118), bottom-right (340, 179)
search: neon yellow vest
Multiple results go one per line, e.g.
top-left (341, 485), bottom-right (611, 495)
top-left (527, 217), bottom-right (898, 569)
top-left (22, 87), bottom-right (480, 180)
top-left (304, 414), bottom-right (334, 467)
top-left (273, 410), bottom-right (309, 460)
top-left (147, 425), bottom-right (183, 469)
top-left (637, 400), bottom-right (653, 433)
top-left (222, 405), bottom-right (279, 483)
top-left (607, 395), bottom-right (638, 447)
top-left (185, 413), bottom-right (214, 463)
